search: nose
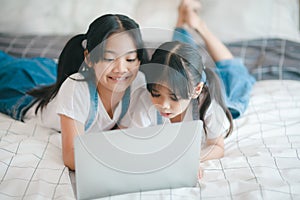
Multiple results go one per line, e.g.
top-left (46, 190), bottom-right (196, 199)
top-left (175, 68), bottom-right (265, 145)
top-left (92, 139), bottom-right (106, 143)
top-left (111, 57), bottom-right (128, 73)
top-left (158, 97), bottom-right (170, 110)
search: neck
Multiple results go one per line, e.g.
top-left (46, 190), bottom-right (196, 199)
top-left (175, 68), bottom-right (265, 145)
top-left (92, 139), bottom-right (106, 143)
top-left (97, 84), bottom-right (125, 119)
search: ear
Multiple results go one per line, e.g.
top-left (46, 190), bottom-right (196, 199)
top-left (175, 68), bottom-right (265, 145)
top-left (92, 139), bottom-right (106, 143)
top-left (84, 50), bottom-right (93, 67)
top-left (191, 82), bottom-right (204, 99)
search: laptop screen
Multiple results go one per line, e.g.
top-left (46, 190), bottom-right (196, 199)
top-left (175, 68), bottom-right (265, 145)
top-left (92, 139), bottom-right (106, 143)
top-left (74, 120), bottom-right (203, 199)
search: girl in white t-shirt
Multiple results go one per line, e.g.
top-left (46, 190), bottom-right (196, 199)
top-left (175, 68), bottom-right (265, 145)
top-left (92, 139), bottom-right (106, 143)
top-left (58, 15), bottom-right (147, 170)
top-left (123, 40), bottom-right (234, 179)
top-left (126, 41), bottom-right (233, 165)
top-left (122, 0), bottom-right (254, 179)
top-left (27, 14), bottom-right (147, 170)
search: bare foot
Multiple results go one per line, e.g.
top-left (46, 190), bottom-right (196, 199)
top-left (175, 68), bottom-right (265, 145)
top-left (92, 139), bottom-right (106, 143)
top-left (176, 0), bottom-right (204, 29)
top-left (184, 3), bottom-right (208, 36)
top-left (176, 0), bottom-right (188, 27)
top-left (189, 0), bottom-right (201, 14)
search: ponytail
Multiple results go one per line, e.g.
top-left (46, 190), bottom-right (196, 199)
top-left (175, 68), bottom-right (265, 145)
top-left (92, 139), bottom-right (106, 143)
top-left (198, 67), bottom-right (233, 138)
top-left (27, 34), bottom-right (86, 114)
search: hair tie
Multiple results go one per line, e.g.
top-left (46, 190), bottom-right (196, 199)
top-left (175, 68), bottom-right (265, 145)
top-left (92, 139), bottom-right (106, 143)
top-left (201, 70), bottom-right (206, 84)
top-left (81, 39), bottom-right (87, 49)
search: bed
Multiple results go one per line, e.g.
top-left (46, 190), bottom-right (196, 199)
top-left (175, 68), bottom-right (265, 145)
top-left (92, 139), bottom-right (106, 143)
top-left (1, 0), bottom-right (300, 199)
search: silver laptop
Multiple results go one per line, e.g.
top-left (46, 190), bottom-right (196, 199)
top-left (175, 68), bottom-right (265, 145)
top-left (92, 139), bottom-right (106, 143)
top-left (74, 120), bottom-right (203, 199)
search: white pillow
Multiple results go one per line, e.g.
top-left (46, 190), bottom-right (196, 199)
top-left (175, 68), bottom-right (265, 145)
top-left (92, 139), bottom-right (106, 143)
top-left (200, 0), bottom-right (300, 42)
top-left (134, 0), bottom-right (180, 43)
top-left (0, 0), bottom-right (139, 35)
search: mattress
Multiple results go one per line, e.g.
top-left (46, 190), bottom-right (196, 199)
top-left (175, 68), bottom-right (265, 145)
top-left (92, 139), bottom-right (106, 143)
top-left (0, 79), bottom-right (299, 199)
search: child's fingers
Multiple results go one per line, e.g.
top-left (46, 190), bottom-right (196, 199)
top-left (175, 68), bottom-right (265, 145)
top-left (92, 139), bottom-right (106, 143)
top-left (197, 167), bottom-right (203, 179)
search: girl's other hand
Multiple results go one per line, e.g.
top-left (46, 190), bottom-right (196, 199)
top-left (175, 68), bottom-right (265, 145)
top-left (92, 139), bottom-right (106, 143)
top-left (198, 166), bottom-right (203, 179)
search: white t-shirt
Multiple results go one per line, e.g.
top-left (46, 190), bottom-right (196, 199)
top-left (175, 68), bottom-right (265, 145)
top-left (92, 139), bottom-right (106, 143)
top-left (25, 71), bottom-right (146, 133)
top-left (56, 71), bottom-right (146, 133)
top-left (121, 88), bottom-right (230, 141)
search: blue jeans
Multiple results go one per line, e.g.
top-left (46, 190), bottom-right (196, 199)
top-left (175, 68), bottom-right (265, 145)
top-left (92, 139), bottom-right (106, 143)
top-left (214, 59), bottom-right (256, 118)
top-left (0, 51), bottom-right (57, 120)
top-left (173, 28), bottom-right (256, 118)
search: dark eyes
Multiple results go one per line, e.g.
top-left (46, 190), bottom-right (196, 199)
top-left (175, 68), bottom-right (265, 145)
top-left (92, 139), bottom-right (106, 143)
top-left (150, 91), bottom-right (179, 102)
top-left (126, 58), bottom-right (137, 62)
top-left (103, 58), bottom-right (137, 62)
top-left (170, 96), bottom-right (178, 101)
top-left (103, 58), bottom-right (114, 62)
top-left (151, 93), bottom-right (160, 97)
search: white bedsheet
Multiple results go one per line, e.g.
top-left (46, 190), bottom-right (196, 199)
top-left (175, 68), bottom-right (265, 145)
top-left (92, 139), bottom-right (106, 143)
top-left (0, 80), bottom-right (300, 200)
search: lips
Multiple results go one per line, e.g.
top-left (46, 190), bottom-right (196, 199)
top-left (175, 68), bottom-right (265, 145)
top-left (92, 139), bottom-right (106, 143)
top-left (110, 76), bottom-right (127, 81)
top-left (160, 112), bottom-right (172, 118)
top-left (109, 75), bottom-right (130, 81)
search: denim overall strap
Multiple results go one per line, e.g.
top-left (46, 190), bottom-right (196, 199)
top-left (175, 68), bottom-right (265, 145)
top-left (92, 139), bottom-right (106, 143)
top-left (85, 80), bottom-right (98, 131)
top-left (117, 87), bottom-right (131, 124)
top-left (156, 111), bottom-right (163, 125)
top-left (156, 99), bottom-right (199, 125)
top-left (172, 27), bottom-right (198, 48)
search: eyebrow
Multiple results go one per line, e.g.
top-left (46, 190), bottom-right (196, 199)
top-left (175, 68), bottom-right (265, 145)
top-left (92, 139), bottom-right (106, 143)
top-left (104, 50), bottom-right (137, 55)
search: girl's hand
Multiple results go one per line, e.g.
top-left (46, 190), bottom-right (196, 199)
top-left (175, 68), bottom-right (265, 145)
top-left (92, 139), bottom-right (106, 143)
top-left (198, 166), bottom-right (204, 179)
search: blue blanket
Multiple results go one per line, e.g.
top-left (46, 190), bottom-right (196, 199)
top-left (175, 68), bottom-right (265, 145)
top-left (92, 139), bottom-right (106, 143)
top-left (0, 51), bottom-right (57, 120)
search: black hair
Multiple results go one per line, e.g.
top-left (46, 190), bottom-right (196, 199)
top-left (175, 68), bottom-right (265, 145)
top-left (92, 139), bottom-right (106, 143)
top-left (85, 14), bottom-right (145, 64)
top-left (27, 34), bottom-right (86, 114)
top-left (27, 14), bottom-right (146, 114)
top-left (142, 41), bottom-right (233, 137)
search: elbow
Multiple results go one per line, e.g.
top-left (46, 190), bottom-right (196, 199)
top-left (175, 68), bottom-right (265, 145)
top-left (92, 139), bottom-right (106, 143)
top-left (64, 159), bottom-right (75, 171)
top-left (218, 145), bottom-right (225, 159)
top-left (219, 150), bottom-right (225, 159)
top-left (63, 152), bottom-right (75, 170)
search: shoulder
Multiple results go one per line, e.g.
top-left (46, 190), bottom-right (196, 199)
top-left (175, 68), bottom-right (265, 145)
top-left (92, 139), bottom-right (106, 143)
top-left (56, 73), bottom-right (91, 124)
top-left (129, 71), bottom-right (151, 107)
top-left (130, 71), bottom-right (146, 91)
top-left (205, 100), bottom-right (228, 123)
top-left (204, 100), bottom-right (230, 139)
top-left (129, 71), bottom-right (148, 101)
top-left (206, 100), bottom-right (224, 115)
top-left (57, 73), bottom-right (90, 105)
top-left (60, 73), bottom-right (88, 91)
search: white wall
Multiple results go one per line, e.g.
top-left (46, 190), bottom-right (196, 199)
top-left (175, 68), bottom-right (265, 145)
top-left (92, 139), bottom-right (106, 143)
top-left (0, 0), bottom-right (179, 35)
top-left (0, 0), bottom-right (299, 42)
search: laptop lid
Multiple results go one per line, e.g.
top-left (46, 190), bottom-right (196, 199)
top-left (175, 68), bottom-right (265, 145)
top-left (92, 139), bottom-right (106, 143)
top-left (74, 120), bottom-right (203, 199)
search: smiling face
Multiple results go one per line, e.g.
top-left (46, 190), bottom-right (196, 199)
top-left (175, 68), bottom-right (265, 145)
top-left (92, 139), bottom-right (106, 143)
top-left (150, 83), bottom-right (192, 122)
top-left (91, 32), bottom-right (140, 94)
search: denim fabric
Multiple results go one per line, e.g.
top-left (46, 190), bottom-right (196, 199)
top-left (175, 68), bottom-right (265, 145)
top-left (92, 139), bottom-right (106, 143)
top-left (85, 79), bottom-right (98, 131)
top-left (172, 28), bottom-right (256, 118)
top-left (0, 51), bottom-right (56, 120)
top-left (173, 28), bottom-right (198, 48)
top-left (215, 59), bottom-right (256, 118)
